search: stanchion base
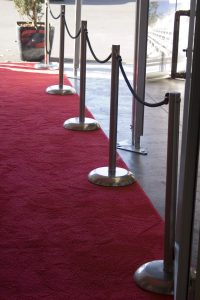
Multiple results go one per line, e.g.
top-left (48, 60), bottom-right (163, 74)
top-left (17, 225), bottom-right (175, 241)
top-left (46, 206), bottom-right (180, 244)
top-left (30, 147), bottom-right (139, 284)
top-left (34, 62), bottom-right (58, 70)
top-left (134, 260), bottom-right (173, 295)
top-left (46, 85), bottom-right (76, 95)
top-left (63, 117), bottom-right (100, 131)
top-left (88, 167), bottom-right (135, 187)
top-left (117, 140), bottom-right (147, 155)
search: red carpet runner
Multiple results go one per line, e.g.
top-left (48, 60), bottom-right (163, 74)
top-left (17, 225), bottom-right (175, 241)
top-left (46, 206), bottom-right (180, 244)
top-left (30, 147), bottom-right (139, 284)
top-left (0, 63), bottom-right (172, 299)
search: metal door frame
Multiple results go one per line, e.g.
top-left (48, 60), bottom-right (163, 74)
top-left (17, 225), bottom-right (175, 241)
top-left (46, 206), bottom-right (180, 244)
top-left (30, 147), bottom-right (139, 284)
top-left (171, 9), bottom-right (190, 79)
top-left (174, 0), bottom-right (199, 299)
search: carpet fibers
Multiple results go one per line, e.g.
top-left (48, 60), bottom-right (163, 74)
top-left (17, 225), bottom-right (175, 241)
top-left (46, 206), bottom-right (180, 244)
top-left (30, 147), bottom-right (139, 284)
top-left (0, 63), bottom-right (172, 299)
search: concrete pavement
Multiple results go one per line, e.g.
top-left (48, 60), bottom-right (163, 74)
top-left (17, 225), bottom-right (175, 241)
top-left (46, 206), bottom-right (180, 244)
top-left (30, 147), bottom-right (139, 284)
top-left (0, 0), bottom-right (136, 63)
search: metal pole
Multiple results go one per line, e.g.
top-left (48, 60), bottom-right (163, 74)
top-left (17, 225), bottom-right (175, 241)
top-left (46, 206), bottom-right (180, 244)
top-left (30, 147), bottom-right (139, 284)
top-left (44, 0), bottom-right (50, 65)
top-left (46, 4), bottom-right (76, 95)
top-left (88, 45), bottom-right (135, 187)
top-left (131, 0), bottom-right (140, 145)
top-left (108, 45), bottom-right (120, 177)
top-left (79, 20), bottom-right (87, 123)
top-left (35, 0), bottom-right (56, 70)
top-left (164, 92), bottom-right (181, 274)
top-left (59, 5), bottom-right (65, 89)
top-left (134, 92), bottom-right (181, 295)
top-left (73, 0), bottom-right (82, 76)
top-left (63, 21), bottom-right (100, 131)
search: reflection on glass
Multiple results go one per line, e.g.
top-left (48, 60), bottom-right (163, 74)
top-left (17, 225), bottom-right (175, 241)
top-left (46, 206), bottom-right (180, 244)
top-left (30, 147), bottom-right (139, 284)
top-left (147, 0), bottom-right (190, 74)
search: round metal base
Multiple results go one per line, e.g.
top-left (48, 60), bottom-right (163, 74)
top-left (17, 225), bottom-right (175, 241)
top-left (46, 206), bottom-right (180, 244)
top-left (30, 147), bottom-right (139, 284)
top-left (134, 260), bottom-right (174, 295)
top-left (46, 85), bottom-right (76, 95)
top-left (63, 117), bottom-right (100, 131)
top-left (34, 62), bottom-right (58, 70)
top-left (88, 167), bottom-right (135, 187)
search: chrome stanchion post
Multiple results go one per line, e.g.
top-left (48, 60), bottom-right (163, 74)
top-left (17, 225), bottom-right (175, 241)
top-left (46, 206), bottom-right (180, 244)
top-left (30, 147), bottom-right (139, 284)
top-left (46, 4), bottom-right (76, 95)
top-left (73, 0), bottom-right (82, 77)
top-left (63, 21), bottom-right (100, 131)
top-left (88, 45), bottom-right (135, 187)
top-left (58, 4), bottom-right (65, 89)
top-left (79, 21), bottom-right (86, 124)
top-left (35, 0), bottom-right (56, 70)
top-left (134, 92), bottom-right (181, 295)
top-left (44, 0), bottom-right (50, 66)
top-left (164, 93), bottom-right (181, 277)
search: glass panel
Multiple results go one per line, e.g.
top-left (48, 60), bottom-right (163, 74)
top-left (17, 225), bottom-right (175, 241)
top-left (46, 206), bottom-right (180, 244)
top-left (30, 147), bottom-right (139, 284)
top-left (147, 0), bottom-right (190, 75)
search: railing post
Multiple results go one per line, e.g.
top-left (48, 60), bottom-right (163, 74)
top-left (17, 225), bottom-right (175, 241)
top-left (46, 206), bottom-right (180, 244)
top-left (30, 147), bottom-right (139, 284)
top-left (44, 0), bottom-right (50, 66)
top-left (88, 45), bottom-right (135, 187)
top-left (46, 4), bottom-right (76, 95)
top-left (35, 0), bottom-right (56, 70)
top-left (108, 45), bottom-right (120, 177)
top-left (59, 4), bottom-right (65, 89)
top-left (73, 0), bottom-right (82, 76)
top-left (134, 92), bottom-right (181, 296)
top-left (164, 93), bottom-right (181, 274)
top-left (63, 21), bottom-right (100, 131)
top-left (79, 20), bottom-right (87, 123)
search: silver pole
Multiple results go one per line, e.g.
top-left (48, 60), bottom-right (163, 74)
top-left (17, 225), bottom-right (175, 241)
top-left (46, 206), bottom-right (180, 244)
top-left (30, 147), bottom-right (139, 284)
top-left (88, 45), bottom-right (135, 187)
top-left (134, 92), bottom-right (181, 295)
top-left (108, 45), bottom-right (120, 177)
top-left (79, 20), bottom-right (87, 123)
top-left (132, 0), bottom-right (140, 145)
top-left (59, 4), bottom-right (65, 89)
top-left (63, 20), bottom-right (100, 131)
top-left (164, 92), bottom-right (181, 274)
top-left (35, 0), bottom-right (55, 70)
top-left (44, 0), bottom-right (50, 65)
top-left (46, 4), bottom-right (76, 95)
top-left (73, 0), bottom-right (82, 76)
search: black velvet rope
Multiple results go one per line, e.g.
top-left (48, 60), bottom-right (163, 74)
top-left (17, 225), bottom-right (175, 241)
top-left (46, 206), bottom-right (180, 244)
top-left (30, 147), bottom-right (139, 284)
top-left (64, 16), bottom-right (81, 39)
top-left (118, 57), bottom-right (169, 108)
top-left (49, 7), bottom-right (61, 20)
top-left (86, 32), bottom-right (112, 64)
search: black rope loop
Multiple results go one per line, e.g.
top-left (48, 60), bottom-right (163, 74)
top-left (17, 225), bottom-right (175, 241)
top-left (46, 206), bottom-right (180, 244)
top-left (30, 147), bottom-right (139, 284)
top-left (118, 56), bottom-right (169, 108)
top-left (64, 15), bottom-right (81, 39)
top-left (49, 7), bottom-right (61, 20)
top-left (86, 32), bottom-right (112, 64)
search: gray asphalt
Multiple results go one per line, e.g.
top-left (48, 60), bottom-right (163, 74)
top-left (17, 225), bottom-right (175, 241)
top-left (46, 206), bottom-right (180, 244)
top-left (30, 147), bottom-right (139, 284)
top-left (0, 0), bottom-right (136, 63)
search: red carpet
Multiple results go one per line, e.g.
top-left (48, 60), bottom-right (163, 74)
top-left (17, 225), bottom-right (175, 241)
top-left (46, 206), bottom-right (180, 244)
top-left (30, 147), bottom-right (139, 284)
top-left (0, 63), bottom-right (172, 299)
